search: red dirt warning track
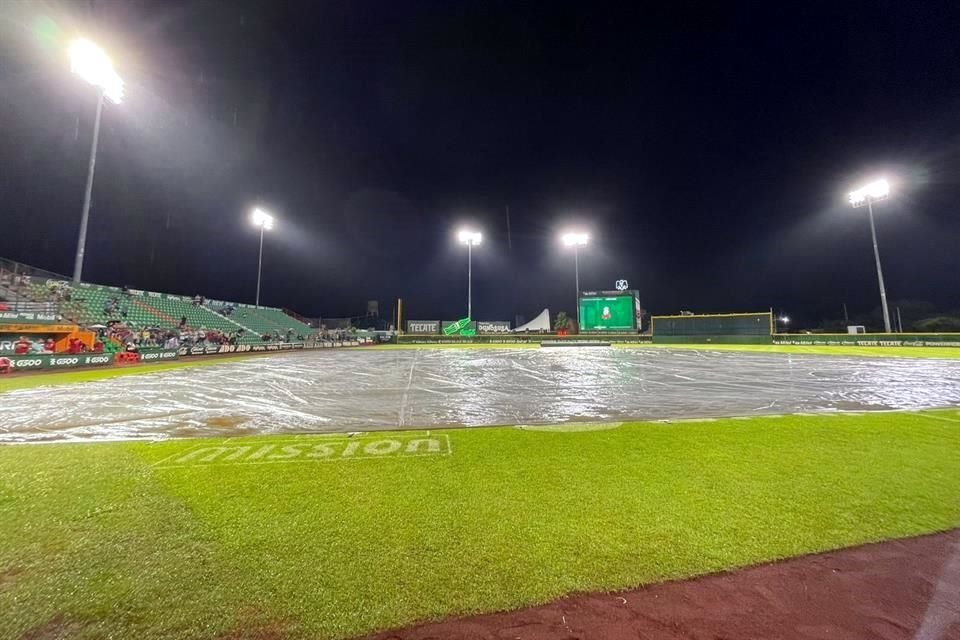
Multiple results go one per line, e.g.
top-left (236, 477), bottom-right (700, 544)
top-left (363, 529), bottom-right (960, 640)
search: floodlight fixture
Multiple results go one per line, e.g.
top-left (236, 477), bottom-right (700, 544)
top-left (69, 38), bottom-right (124, 104)
top-left (252, 207), bottom-right (275, 230)
top-left (458, 229), bottom-right (482, 245)
top-left (848, 178), bottom-right (890, 208)
top-left (561, 231), bottom-right (589, 247)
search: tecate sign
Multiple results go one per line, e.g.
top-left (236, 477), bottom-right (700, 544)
top-left (407, 320), bottom-right (440, 334)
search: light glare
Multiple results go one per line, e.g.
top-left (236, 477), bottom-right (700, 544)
top-left (848, 178), bottom-right (890, 207)
top-left (252, 208), bottom-right (274, 230)
top-left (561, 231), bottom-right (589, 247)
top-left (458, 229), bottom-right (482, 245)
top-left (69, 38), bottom-right (124, 104)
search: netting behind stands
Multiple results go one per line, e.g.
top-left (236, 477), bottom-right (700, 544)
top-left (652, 312), bottom-right (772, 337)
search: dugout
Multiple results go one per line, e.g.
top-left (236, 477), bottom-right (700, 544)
top-left (0, 322), bottom-right (95, 354)
top-left (651, 311), bottom-right (773, 344)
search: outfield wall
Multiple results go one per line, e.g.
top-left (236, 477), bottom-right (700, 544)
top-left (653, 335), bottom-right (773, 345)
top-left (1, 339), bottom-right (378, 374)
top-left (773, 333), bottom-right (960, 347)
top-left (396, 334), bottom-right (652, 345)
top-left (651, 311), bottom-right (772, 344)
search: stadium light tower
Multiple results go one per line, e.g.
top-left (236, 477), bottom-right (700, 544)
top-left (251, 208), bottom-right (274, 308)
top-left (69, 38), bottom-right (124, 283)
top-left (848, 178), bottom-right (893, 333)
top-left (457, 229), bottom-right (482, 319)
top-left (561, 231), bottom-right (589, 330)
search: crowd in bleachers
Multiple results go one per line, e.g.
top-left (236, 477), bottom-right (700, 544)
top-left (1, 263), bottom-right (333, 356)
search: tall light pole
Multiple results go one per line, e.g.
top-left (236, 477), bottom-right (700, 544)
top-left (251, 208), bottom-right (274, 308)
top-left (848, 178), bottom-right (893, 333)
top-left (561, 231), bottom-right (589, 331)
top-left (69, 39), bottom-right (124, 283)
top-left (457, 229), bottom-right (482, 319)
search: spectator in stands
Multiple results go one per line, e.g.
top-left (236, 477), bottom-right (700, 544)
top-left (14, 336), bottom-right (31, 354)
top-left (165, 334), bottom-right (179, 349)
top-left (43, 338), bottom-right (56, 353)
top-left (179, 316), bottom-right (187, 330)
top-left (103, 298), bottom-right (117, 315)
top-left (92, 340), bottom-right (104, 353)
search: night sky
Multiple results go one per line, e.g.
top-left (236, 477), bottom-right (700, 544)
top-left (1, 0), bottom-right (959, 327)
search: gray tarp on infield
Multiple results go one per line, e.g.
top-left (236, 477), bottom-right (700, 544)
top-left (1, 347), bottom-right (959, 442)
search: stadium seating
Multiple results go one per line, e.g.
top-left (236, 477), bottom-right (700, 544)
top-left (67, 284), bottom-right (167, 329)
top-left (0, 260), bottom-right (318, 342)
top-left (230, 304), bottom-right (314, 338)
top-left (145, 294), bottom-right (241, 334)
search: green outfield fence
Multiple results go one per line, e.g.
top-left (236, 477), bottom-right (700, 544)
top-left (395, 334), bottom-right (652, 345)
top-left (652, 312), bottom-right (773, 344)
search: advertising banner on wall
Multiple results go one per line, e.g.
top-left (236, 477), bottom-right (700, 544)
top-left (406, 320), bottom-right (440, 334)
top-left (0, 353), bottom-right (113, 371)
top-left (138, 348), bottom-right (180, 362)
top-left (0, 311), bottom-right (60, 324)
top-left (477, 320), bottom-right (511, 333)
top-left (442, 319), bottom-right (478, 335)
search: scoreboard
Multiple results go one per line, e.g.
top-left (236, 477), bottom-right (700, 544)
top-left (578, 290), bottom-right (639, 332)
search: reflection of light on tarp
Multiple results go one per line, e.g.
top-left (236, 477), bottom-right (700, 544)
top-left (2, 348), bottom-right (960, 443)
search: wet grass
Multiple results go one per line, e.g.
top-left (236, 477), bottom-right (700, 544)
top-left (1, 410), bottom-right (958, 638)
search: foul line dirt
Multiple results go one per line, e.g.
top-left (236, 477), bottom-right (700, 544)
top-left (361, 529), bottom-right (960, 640)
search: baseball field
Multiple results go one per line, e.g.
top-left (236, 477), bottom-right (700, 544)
top-left (1, 345), bottom-right (959, 638)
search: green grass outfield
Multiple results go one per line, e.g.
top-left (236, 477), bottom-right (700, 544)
top-left (1, 411), bottom-right (958, 638)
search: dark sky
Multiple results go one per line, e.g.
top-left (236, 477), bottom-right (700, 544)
top-left (2, 0), bottom-right (959, 327)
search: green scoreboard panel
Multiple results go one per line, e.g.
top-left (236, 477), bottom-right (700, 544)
top-left (579, 293), bottom-right (637, 332)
